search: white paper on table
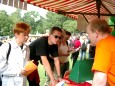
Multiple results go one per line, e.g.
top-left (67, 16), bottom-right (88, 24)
top-left (56, 80), bottom-right (65, 86)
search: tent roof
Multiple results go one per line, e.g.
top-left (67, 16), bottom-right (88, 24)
top-left (21, 0), bottom-right (115, 22)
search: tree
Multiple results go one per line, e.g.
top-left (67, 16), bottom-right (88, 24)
top-left (63, 19), bottom-right (77, 33)
top-left (43, 11), bottom-right (77, 34)
top-left (0, 10), bottom-right (13, 36)
top-left (110, 16), bottom-right (115, 24)
top-left (9, 9), bottom-right (22, 24)
top-left (22, 11), bottom-right (41, 34)
top-left (0, 9), bottom-right (78, 36)
top-left (46, 12), bottom-right (68, 28)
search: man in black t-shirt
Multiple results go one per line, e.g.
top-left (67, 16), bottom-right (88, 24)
top-left (28, 27), bottom-right (62, 86)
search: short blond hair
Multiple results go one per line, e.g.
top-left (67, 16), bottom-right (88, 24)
top-left (89, 19), bottom-right (110, 34)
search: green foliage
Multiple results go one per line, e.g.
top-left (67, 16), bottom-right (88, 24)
top-left (46, 12), bottom-right (70, 29)
top-left (43, 12), bottom-right (78, 34)
top-left (63, 20), bottom-right (77, 33)
top-left (109, 16), bottom-right (115, 25)
top-left (110, 16), bottom-right (115, 23)
top-left (0, 10), bottom-right (13, 36)
top-left (0, 9), bottom-right (78, 36)
top-left (9, 9), bottom-right (22, 23)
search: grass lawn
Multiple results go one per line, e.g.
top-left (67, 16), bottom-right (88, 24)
top-left (38, 63), bottom-right (46, 86)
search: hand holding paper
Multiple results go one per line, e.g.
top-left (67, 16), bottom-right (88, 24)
top-left (56, 80), bottom-right (65, 86)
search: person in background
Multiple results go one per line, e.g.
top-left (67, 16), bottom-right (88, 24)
top-left (80, 35), bottom-right (88, 60)
top-left (88, 43), bottom-right (96, 59)
top-left (0, 41), bottom-right (2, 46)
top-left (58, 30), bottom-right (71, 78)
top-left (0, 22), bottom-right (31, 86)
top-left (28, 27), bottom-right (63, 86)
top-left (71, 35), bottom-right (81, 67)
top-left (86, 18), bottom-right (115, 86)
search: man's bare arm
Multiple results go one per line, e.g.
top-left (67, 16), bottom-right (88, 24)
top-left (54, 57), bottom-right (61, 77)
top-left (41, 56), bottom-right (57, 85)
top-left (92, 71), bottom-right (107, 86)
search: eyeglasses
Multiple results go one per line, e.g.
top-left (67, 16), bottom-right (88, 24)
top-left (52, 35), bottom-right (62, 39)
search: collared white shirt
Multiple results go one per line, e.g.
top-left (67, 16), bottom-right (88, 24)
top-left (0, 38), bottom-right (30, 86)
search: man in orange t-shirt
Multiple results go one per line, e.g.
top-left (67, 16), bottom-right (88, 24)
top-left (86, 19), bottom-right (115, 86)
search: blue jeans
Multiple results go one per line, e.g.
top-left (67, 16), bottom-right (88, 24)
top-left (80, 50), bottom-right (86, 60)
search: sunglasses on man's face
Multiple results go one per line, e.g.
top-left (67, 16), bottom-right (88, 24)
top-left (52, 35), bottom-right (62, 39)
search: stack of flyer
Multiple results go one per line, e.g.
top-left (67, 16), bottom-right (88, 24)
top-left (56, 80), bottom-right (66, 86)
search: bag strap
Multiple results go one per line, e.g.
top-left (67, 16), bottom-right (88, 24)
top-left (6, 43), bottom-right (11, 64)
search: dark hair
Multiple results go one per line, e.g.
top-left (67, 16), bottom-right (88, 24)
top-left (65, 30), bottom-right (71, 36)
top-left (50, 27), bottom-right (62, 34)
